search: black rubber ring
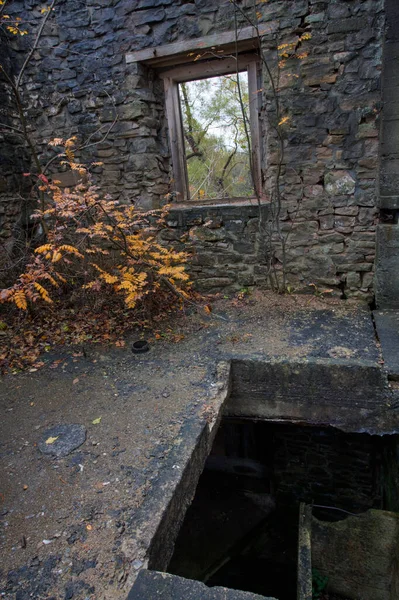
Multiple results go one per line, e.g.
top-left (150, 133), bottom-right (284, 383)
top-left (131, 340), bottom-right (150, 354)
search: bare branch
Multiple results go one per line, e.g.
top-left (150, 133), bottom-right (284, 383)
top-left (16, 0), bottom-right (58, 90)
top-left (0, 122), bottom-right (24, 135)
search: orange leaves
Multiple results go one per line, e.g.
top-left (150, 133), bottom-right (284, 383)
top-left (58, 245), bottom-right (84, 259)
top-left (1, 139), bottom-right (191, 318)
top-left (36, 243), bottom-right (83, 263)
top-left (278, 116), bottom-right (290, 126)
top-left (35, 244), bottom-right (53, 254)
top-left (33, 283), bottom-right (52, 304)
top-left (158, 265), bottom-right (189, 281)
top-left (277, 32), bottom-right (312, 68)
top-left (14, 290), bottom-right (27, 310)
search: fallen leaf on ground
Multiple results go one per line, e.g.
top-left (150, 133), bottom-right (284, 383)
top-left (92, 417), bottom-right (102, 425)
top-left (73, 377), bottom-right (79, 384)
top-left (45, 436), bottom-right (59, 444)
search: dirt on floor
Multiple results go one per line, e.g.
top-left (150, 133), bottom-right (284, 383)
top-left (0, 291), bottom-right (378, 600)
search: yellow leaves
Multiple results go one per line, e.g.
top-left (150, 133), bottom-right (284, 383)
top-left (36, 243), bottom-right (83, 260)
top-left (14, 290), bottom-right (27, 310)
top-left (92, 264), bottom-right (119, 285)
top-left (103, 273), bottom-right (119, 284)
top-left (278, 116), bottom-right (290, 126)
top-left (65, 136), bottom-right (77, 147)
top-left (33, 283), bottom-right (52, 303)
top-left (1, 144), bottom-right (191, 317)
top-left (64, 136), bottom-right (77, 162)
top-left (6, 25), bottom-right (28, 35)
top-left (58, 245), bottom-right (84, 258)
top-left (52, 251), bottom-right (62, 263)
top-left (45, 436), bottom-right (59, 445)
top-left (35, 244), bottom-right (53, 254)
top-left (278, 42), bottom-right (296, 51)
top-left (65, 148), bottom-right (75, 162)
top-left (277, 32), bottom-right (311, 68)
top-left (158, 265), bottom-right (189, 281)
top-left (92, 417), bottom-right (102, 425)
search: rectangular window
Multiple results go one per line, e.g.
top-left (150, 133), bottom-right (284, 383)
top-left (179, 72), bottom-right (253, 201)
top-left (159, 54), bottom-right (262, 203)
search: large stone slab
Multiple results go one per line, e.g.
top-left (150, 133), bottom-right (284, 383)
top-left (38, 423), bottom-right (87, 457)
top-left (312, 510), bottom-right (399, 600)
top-left (375, 224), bottom-right (399, 308)
top-left (225, 358), bottom-right (390, 432)
top-left (374, 309), bottom-right (399, 378)
top-left (127, 570), bottom-right (276, 600)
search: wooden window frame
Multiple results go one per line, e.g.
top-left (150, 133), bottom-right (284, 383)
top-left (159, 54), bottom-right (262, 203)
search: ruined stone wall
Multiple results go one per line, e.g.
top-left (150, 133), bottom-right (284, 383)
top-left (0, 39), bottom-right (31, 266)
top-left (1, 0), bottom-right (385, 297)
top-left (375, 0), bottom-right (399, 307)
top-left (271, 425), bottom-right (383, 513)
top-left (259, 0), bottom-right (383, 297)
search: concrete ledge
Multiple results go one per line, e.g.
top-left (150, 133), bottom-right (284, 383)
top-left (374, 310), bottom-right (399, 379)
top-left (375, 224), bottom-right (399, 308)
top-left (129, 362), bottom-right (232, 584)
top-left (127, 570), bottom-right (276, 600)
top-left (225, 358), bottom-right (390, 432)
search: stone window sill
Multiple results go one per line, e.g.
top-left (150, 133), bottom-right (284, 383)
top-left (170, 197), bottom-right (269, 210)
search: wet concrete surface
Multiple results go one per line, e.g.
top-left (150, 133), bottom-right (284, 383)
top-left (0, 293), bottom-right (396, 599)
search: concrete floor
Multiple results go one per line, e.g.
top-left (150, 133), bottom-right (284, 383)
top-left (1, 292), bottom-right (398, 599)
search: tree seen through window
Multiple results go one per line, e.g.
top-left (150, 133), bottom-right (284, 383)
top-left (179, 73), bottom-right (253, 201)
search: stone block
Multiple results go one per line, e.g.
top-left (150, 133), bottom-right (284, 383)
top-left (128, 570), bottom-right (275, 600)
top-left (358, 207), bottom-right (377, 226)
top-left (226, 358), bottom-right (388, 429)
top-left (346, 271), bottom-right (361, 288)
top-left (312, 510), bottom-right (399, 600)
top-left (335, 206), bottom-right (359, 216)
top-left (195, 277), bottom-right (235, 290)
top-left (336, 263), bottom-right (373, 272)
top-left (319, 215), bottom-right (335, 230)
top-left (375, 224), bottom-right (399, 308)
top-left (334, 216), bottom-right (356, 230)
top-left (189, 226), bottom-right (225, 243)
top-left (233, 241), bottom-right (255, 254)
top-left (132, 7), bottom-right (165, 26)
top-left (328, 16), bottom-right (369, 34)
top-left (325, 171), bottom-right (356, 196)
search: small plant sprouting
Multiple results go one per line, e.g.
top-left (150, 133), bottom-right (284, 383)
top-left (312, 568), bottom-right (328, 600)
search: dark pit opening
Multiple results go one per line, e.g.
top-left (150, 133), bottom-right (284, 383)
top-left (167, 419), bottom-right (388, 600)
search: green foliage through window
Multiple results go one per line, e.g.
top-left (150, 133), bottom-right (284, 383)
top-left (179, 72), bottom-right (254, 201)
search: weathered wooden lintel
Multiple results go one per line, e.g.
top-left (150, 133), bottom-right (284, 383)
top-left (125, 24), bottom-right (273, 67)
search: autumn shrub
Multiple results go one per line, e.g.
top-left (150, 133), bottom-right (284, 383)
top-left (0, 138), bottom-right (191, 313)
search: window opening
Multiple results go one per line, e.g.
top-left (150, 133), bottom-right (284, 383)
top-left (179, 72), bottom-right (253, 202)
top-left (160, 54), bottom-right (261, 203)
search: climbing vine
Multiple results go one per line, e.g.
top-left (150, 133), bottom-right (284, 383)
top-left (231, 0), bottom-right (311, 293)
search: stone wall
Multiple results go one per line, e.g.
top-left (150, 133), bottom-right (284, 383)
top-left (312, 509), bottom-right (399, 600)
top-left (271, 424), bottom-right (383, 513)
top-left (163, 201), bottom-right (269, 291)
top-left (0, 40), bottom-right (31, 268)
top-left (0, 0), bottom-right (387, 297)
top-left (211, 419), bottom-right (383, 514)
top-left (375, 0), bottom-right (399, 307)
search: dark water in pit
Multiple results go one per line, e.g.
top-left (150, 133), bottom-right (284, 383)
top-left (167, 420), bottom-right (385, 599)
